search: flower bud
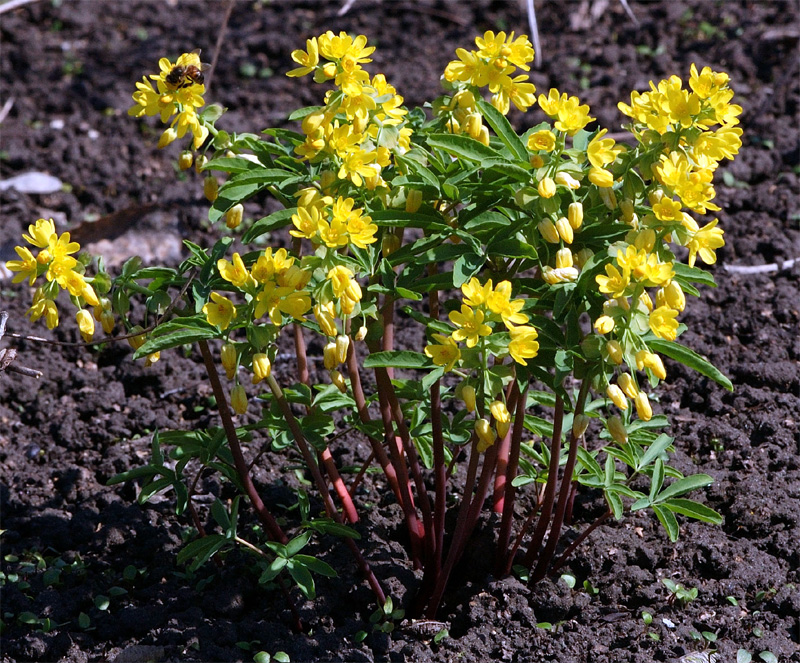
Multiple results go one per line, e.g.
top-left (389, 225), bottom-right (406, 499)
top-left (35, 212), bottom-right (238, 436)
top-left (663, 281), bottom-right (685, 312)
top-left (194, 154), bottom-right (208, 173)
top-left (607, 384), bottom-right (628, 410)
top-left (589, 167), bottom-right (614, 188)
top-left (648, 189), bottom-right (664, 206)
top-left (555, 248), bottom-right (574, 269)
top-left (638, 351), bottom-right (666, 380)
top-left (634, 228), bottom-right (656, 252)
top-left (355, 325), bottom-right (368, 342)
top-left (568, 202), bottom-right (583, 229)
top-left (618, 373), bottom-right (639, 399)
top-left (76, 309), bottom-right (94, 343)
top-left (574, 248), bottom-right (594, 269)
top-left (490, 401), bottom-right (511, 439)
top-left (225, 203), bottom-right (244, 230)
top-left (605, 340), bottom-right (623, 365)
top-left (607, 415), bottom-right (628, 444)
top-left (542, 266), bottom-right (579, 284)
top-left (323, 341), bottom-right (338, 370)
top-left (538, 176), bottom-right (556, 199)
top-left (145, 352), bottom-right (160, 368)
top-left (302, 109), bottom-right (327, 135)
top-left (475, 418), bottom-right (496, 452)
top-left (381, 233), bottom-right (400, 257)
top-left (128, 325), bottom-right (146, 351)
top-left (538, 219), bottom-right (560, 244)
top-left (599, 187), bottom-right (617, 210)
top-left (251, 353), bottom-right (271, 384)
top-left (638, 291), bottom-right (654, 313)
top-left (555, 217), bottom-right (574, 244)
top-left (314, 304), bottom-right (338, 337)
top-left (572, 414), bottom-right (590, 439)
top-left (635, 392), bottom-right (653, 421)
top-left (321, 62), bottom-right (337, 79)
top-left (178, 151), bottom-right (194, 170)
top-left (158, 127), bottom-right (178, 149)
top-left (230, 384), bottom-right (248, 415)
top-left (464, 113), bottom-right (482, 140)
top-left (461, 384), bottom-right (476, 413)
top-left (405, 188), bottom-right (423, 214)
top-left (594, 315), bottom-right (615, 335)
top-left (330, 369), bottom-right (347, 393)
top-left (320, 170), bottom-right (337, 192)
top-left (221, 342), bottom-right (237, 379)
top-left (555, 171), bottom-right (580, 190)
top-left (100, 309), bottom-right (115, 335)
top-left (335, 334), bottom-right (350, 364)
top-left (203, 175), bottom-right (219, 202)
top-left (620, 199), bottom-right (635, 223)
top-left (478, 125), bottom-right (491, 147)
top-left (530, 154), bottom-right (545, 168)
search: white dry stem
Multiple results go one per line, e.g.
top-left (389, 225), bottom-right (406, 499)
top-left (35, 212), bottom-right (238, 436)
top-left (723, 257), bottom-right (799, 275)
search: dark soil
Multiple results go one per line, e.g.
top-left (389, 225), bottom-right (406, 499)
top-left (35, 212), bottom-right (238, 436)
top-left (1, 1), bottom-right (799, 662)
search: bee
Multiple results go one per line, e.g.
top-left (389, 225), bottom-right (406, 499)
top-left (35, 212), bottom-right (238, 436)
top-left (165, 50), bottom-right (209, 89)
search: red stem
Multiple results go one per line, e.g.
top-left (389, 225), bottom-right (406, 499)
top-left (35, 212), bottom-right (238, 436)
top-left (531, 381), bottom-right (590, 583)
top-left (496, 382), bottom-right (528, 575)
top-left (198, 340), bottom-right (287, 544)
top-left (492, 380), bottom-right (520, 513)
top-left (521, 394), bottom-right (565, 570)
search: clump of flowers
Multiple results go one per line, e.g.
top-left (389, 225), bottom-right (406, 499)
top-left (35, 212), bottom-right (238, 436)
top-left (7, 35), bottom-right (740, 625)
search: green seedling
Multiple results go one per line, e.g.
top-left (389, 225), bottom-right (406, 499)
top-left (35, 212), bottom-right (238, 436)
top-left (663, 578), bottom-right (698, 606)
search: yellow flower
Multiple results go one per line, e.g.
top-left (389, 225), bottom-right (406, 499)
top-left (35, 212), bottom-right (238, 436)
top-left (607, 384), bottom-right (628, 410)
top-left (487, 280), bottom-right (529, 327)
top-left (508, 325), bottom-right (539, 365)
top-left (538, 88), bottom-right (567, 116)
top-left (554, 96), bottom-right (595, 135)
top-left (23, 218), bottom-right (57, 248)
top-left (287, 37), bottom-right (319, 77)
top-left (56, 269), bottom-right (100, 307)
top-left (635, 392), bottom-right (653, 421)
top-left (314, 302), bottom-right (338, 337)
top-left (618, 373), bottom-right (639, 399)
top-left (686, 219), bottom-right (724, 267)
top-left (596, 264), bottom-right (630, 298)
top-left (221, 343), bottom-right (238, 380)
top-left (527, 129), bottom-right (556, 152)
top-left (76, 309), bottom-right (95, 343)
top-left (203, 292), bottom-right (236, 330)
top-left (338, 148), bottom-right (379, 187)
top-left (254, 283), bottom-right (311, 325)
top-left (6, 246), bottom-right (38, 285)
top-left (327, 265), bottom-right (361, 302)
top-left (424, 333), bottom-right (461, 372)
top-left (333, 197), bottom-right (377, 249)
top-left (449, 305), bottom-right (492, 348)
top-left (594, 315), bottom-right (615, 335)
top-left (217, 253), bottom-right (250, 288)
top-left (28, 288), bottom-right (59, 329)
top-left (587, 129), bottom-right (623, 169)
top-left (649, 306), bottom-right (679, 341)
top-left (538, 176), bottom-right (556, 199)
top-left (588, 167), bottom-right (614, 188)
top-left (568, 202), bottom-right (583, 229)
top-left (461, 277), bottom-right (493, 308)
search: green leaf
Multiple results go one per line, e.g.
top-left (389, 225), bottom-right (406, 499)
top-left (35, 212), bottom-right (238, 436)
top-left (243, 208), bottom-right (296, 243)
top-left (476, 98), bottom-right (528, 161)
top-left (427, 133), bottom-right (500, 164)
top-left (134, 318), bottom-right (219, 358)
top-left (655, 474), bottom-right (714, 502)
top-left (308, 520), bottom-right (361, 539)
top-left (287, 561), bottom-right (316, 599)
top-left (649, 458), bottom-right (665, 502)
top-left (259, 557), bottom-right (287, 584)
top-left (17, 612), bottom-right (39, 625)
top-left (663, 498), bottom-right (723, 524)
top-left (94, 595), bottom-right (110, 611)
top-left (638, 434), bottom-right (673, 471)
top-left (652, 504), bottom-right (680, 542)
top-left (737, 651), bottom-right (752, 663)
top-left (203, 156), bottom-right (263, 174)
top-left (363, 351), bottom-right (431, 370)
top-left (211, 499), bottom-right (231, 531)
top-left (648, 338), bottom-right (733, 391)
top-left (453, 251), bottom-right (484, 287)
top-left (177, 534), bottom-right (228, 571)
top-left (78, 612), bottom-right (91, 629)
top-left (293, 554), bottom-right (338, 578)
top-left (209, 168), bottom-right (292, 223)
top-left (759, 653), bottom-right (778, 663)
top-left (273, 653), bottom-right (290, 663)
top-left (253, 653), bottom-right (271, 663)
top-left (285, 531), bottom-right (312, 557)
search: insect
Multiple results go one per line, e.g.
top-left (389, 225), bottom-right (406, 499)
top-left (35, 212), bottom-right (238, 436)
top-left (165, 50), bottom-right (209, 89)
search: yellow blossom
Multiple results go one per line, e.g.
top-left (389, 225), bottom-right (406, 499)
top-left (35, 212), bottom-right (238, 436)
top-left (508, 325), bottom-right (539, 365)
top-left (424, 333), bottom-right (461, 372)
top-left (6, 246), bottom-right (38, 285)
top-left (686, 219), bottom-right (725, 267)
top-left (218, 253), bottom-right (250, 288)
top-left (587, 129), bottom-right (623, 169)
top-left (449, 305), bottom-right (492, 348)
top-left (203, 292), bottom-right (236, 330)
top-left (76, 309), bottom-right (95, 343)
top-left (649, 306), bottom-right (679, 341)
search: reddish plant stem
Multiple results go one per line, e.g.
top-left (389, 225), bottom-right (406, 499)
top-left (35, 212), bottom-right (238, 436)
top-left (198, 340), bottom-right (287, 544)
top-left (427, 266), bottom-right (445, 567)
top-left (549, 508), bottom-right (612, 575)
top-left (266, 374), bottom-right (386, 604)
top-left (292, 316), bottom-right (358, 524)
top-left (375, 365), bottom-right (434, 563)
top-left (346, 341), bottom-right (411, 513)
top-left (531, 381), bottom-right (590, 583)
top-left (348, 449), bottom-right (375, 498)
top-left (521, 394), bottom-right (565, 570)
top-left (496, 382), bottom-right (529, 575)
top-left (381, 294), bottom-right (395, 379)
top-left (492, 380), bottom-right (521, 513)
top-left (421, 435), bottom-right (480, 617)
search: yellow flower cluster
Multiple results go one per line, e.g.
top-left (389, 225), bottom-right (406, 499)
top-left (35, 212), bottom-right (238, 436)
top-left (287, 32), bottom-right (412, 189)
top-left (291, 189), bottom-right (378, 250)
top-left (443, 31), bottom-right (536, 116)
top-left (618, 64), bottom-right (742, 215)
top-left (425, 277), bottom-right (539, 370)
top-left (128, 52), bottom-right (209, 149)
top-left (205, 248), bottom-right (313, 331)
top-left (6, 218), bottom-right (99, 339)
